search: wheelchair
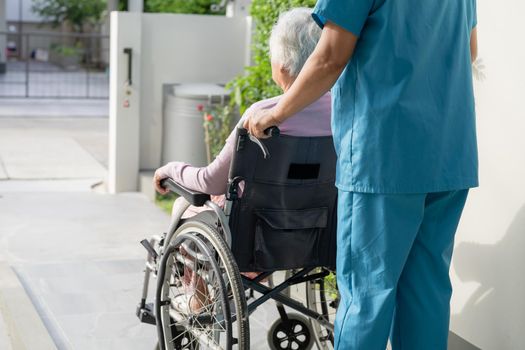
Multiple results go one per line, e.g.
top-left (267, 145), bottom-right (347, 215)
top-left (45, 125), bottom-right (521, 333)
top-left (137, 127), bottom-right (339, 350)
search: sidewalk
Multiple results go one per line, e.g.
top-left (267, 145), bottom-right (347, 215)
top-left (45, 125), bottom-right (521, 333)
top-left (0, 191), bottom-right (168, 349)
top-left (0, 99), bottom-right (108, 119)
top-left (0, 262), bottom-right (57, 350)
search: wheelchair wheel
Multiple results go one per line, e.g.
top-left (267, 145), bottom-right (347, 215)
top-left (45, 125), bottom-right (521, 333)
top-left (156, 221), bottom-right (249, 350)
top-left (305, 269), bottom-right (339, 350)
top-left (267, 313), bottom-right (314, 350)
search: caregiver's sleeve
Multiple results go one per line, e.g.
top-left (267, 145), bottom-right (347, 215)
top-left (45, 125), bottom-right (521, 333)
top-left (469, 0), bottom-right (477, 29)
top-left (312, 0), bottom-right (377, 37)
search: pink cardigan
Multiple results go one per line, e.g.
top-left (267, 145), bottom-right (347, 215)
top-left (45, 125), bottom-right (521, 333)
top-left (156, 93), bottom-right (332, 196)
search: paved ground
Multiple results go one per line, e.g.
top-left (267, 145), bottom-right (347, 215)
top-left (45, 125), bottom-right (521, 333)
top-left (0, 99), bottom-right (109, 118)
top-left (0, 191), bottom-right (168, 349)
top-left (0, 104), bottom-right (282, 349)
top-left (0, 117), bottom-right (109, 172)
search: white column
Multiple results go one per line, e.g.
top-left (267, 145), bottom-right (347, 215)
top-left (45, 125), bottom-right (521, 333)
top-left (108, 11), bottom-right (142, 193)
top-left (0, 0), bottom-right (7, 74)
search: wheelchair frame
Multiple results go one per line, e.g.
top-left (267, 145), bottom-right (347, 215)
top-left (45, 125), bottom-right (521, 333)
top-left (137, 128), bottom-right (338, 349)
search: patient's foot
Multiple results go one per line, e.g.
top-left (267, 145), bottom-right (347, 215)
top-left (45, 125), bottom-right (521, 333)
top-left (179, 246), bottom-right (210, 314)
top-left (241, 271), bottom-right (269, 282)
top-left (188, 277), bottom-right (210, 313)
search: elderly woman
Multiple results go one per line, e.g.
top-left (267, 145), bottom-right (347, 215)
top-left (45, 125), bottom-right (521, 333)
top-left (153, 7), bottom-right (332, 312)
top-left (154, 7), bottom-right (331, 211)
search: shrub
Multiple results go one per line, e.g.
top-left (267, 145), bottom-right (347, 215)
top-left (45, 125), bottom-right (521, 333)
top-left (227, 0), bottom-right (317, 115)
top-left (144, 0), bottom-right (225, 15)
top-left (32, 0), bottom-right (106, 33)
top-left (201, 104), bottom-right (235, 163)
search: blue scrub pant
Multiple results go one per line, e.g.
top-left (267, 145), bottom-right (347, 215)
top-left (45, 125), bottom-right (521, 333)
top-left (334, 190), bottom-right (469, 350)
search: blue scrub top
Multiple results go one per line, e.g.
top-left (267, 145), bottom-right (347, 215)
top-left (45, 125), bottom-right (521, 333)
top-left (312, 0), bottom-right (479, 193)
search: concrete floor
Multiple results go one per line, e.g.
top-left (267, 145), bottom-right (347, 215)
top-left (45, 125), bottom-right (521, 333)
top-left (0, 192), bottom-right (168, 349)
top-left (0, 117), bottom-right (109, 172)
top-left (0, 111), bottom-right (282, 349)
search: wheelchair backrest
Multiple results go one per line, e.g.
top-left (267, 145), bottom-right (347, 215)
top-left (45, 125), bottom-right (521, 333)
top-left (227, 128), bottom-right (337, 272)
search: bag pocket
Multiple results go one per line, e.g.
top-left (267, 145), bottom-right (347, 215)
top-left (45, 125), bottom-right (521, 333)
top-left (253, 207), bottom-right (328, 270)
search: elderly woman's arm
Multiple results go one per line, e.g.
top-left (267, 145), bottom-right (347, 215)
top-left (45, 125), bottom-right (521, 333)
top-left (244, 22), bottom-right (357, 137)
top-left (153, 131), bottom-right (235, 195)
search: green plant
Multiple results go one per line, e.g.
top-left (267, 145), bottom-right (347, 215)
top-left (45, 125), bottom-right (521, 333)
top-left (325, 272), bottom-right (338, 300)
top-left (155, 192), bottom-right (178, 214)
top-left (118, 0), bottom-right (128, 11)
top-left (226, 0), bottom-right (317, 115)
top-left (32, 0), bottom-right (107, 33)
top-left (145, 0), bottom-right (225, 15)
top-left (50, 43), bottom-right (83, 57)
top-left (201, 103), bottom-right (235, 163)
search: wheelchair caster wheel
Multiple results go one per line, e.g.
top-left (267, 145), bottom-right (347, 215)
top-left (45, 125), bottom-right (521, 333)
top-left (268, 313), bottom-right (314, 350)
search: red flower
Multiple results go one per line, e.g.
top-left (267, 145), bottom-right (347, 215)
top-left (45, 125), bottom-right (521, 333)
top-left (197, 104), bottom-right (204, 112)
top-left (205, 114), bottom-right (213, 122)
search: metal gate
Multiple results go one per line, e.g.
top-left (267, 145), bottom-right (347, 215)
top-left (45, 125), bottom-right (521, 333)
top-left (0, 31), bottom-right (109, 99)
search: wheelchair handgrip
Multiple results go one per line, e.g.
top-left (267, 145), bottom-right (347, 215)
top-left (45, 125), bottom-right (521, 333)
top-left (160, 178), bottom-right (210, 207)
top-left (264, 126), bottom-right (280, 137)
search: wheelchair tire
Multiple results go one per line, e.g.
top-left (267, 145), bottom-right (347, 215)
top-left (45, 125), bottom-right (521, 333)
top-left (267, 313), bottom-right (314, 350)
top-left (156, 220), bottom-right (249, 350)
top-left (305, 270), bottom-right (338, 350)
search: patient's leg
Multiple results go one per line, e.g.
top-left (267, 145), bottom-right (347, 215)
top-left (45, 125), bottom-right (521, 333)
top-left (171, 197), bottom-right (210, 313)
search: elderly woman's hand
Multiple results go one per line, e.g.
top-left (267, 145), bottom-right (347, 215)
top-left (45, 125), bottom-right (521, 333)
top-left (153, 167), bottom-right (170, 195)
top-left (242, 107), bottom-right (281, 139)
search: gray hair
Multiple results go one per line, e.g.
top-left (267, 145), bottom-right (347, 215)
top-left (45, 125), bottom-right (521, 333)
top-left (269, 8), bottom-right (322, 77)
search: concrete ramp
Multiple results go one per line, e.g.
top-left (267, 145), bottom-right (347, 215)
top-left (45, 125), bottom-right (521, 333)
top-left (0, 262), bottom-right (56, 350)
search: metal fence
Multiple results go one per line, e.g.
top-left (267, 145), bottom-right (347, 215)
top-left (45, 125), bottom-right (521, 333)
top-left (0, 31), bottom-right (109, 99)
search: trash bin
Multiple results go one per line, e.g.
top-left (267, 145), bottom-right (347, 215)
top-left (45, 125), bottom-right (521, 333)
top-left (162, 83), bottom-right (230, 167)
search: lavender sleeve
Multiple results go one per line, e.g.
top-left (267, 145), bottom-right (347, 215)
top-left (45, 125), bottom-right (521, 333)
top-left (158, 129), bottom-right (236, 195)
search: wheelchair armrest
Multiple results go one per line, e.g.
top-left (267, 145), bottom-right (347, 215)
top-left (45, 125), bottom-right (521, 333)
top-left (160, 178), bottom-right (211, 207)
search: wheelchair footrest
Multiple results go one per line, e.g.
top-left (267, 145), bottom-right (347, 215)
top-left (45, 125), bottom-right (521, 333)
top-left (136, 301), bottom-right (156, 325)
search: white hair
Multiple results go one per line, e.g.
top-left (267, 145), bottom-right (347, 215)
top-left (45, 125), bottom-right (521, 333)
top-left (269, 8), bottom-right (322, 77)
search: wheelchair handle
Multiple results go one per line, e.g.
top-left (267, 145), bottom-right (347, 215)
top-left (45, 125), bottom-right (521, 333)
top-left (246, 126), bottom-right (280, 159)
top-left (264, 126), bottom-right (280, 137)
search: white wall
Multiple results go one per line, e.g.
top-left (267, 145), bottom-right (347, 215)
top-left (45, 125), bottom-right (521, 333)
top-left (139, 13), bottom-right (250, 171)
top-left (109, 12), bottom-right (250, 192)
top-left (450, 0), bottom-right (525, 349)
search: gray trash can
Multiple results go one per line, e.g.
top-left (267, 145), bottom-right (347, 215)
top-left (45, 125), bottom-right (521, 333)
top-left (162, 83), bottom-right (230, 167)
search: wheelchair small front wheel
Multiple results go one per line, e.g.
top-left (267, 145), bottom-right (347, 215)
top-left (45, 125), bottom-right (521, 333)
top-left (267, 313), bottom-right (314, 350)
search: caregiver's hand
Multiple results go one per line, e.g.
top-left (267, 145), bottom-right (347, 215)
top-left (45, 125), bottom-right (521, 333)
top-left (242, 107), bottom-right (281, 139)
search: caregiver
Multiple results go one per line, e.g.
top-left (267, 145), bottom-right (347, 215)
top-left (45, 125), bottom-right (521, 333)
top-left (243, 0), bottom-right (479, 349)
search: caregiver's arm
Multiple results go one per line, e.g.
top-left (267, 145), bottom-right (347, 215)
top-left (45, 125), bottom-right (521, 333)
top-left (244, 21), bottom-right (358, 138)
top-left (470, 27), bottom-right (478, 62)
